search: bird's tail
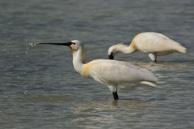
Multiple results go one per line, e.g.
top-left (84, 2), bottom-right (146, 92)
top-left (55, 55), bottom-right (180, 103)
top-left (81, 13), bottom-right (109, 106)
top-left (175, 44), bottom-right (187, 53)
top-left (140, 81), bottom-right (159, 88)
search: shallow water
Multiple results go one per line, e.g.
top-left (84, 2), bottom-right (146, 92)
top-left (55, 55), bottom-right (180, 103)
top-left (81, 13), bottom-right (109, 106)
top-left (0, 0), bottom-right (194, 129)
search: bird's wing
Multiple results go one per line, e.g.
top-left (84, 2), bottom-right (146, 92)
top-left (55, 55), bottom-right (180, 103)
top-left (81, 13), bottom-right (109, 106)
top-left (88, 59), bottom-right (157, 85)
top-left (134, 32), bottom-right (182, 52)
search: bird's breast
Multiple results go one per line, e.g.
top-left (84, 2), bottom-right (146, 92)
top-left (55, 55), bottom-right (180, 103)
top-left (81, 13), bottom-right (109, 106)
top-left (130, 40), bottom-right (137, 49)
top-left (81, 63), bottom-right (92, 77)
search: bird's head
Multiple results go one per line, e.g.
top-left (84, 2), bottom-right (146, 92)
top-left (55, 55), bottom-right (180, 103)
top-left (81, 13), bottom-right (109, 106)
top-left (108, 46), bottom-right (115, 60)
top-left (37, 40), bottom-right (82, 52)
top-left (37, 40), bottom-right (86, 61)
top-left (108, 43), bottom-right (136, 60)
top-left (107, 43), bottom-right (124, 60)
top-left (67, 40), bottom-right (81, 52)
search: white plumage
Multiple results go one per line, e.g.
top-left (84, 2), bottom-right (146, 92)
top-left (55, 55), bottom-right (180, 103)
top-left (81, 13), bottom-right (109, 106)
top-left (38, 40), bottom-right (158, 100)
top-left (108, 32), bottom-right (187, 62)
top-left (87, 59), bottom-right (157, 84)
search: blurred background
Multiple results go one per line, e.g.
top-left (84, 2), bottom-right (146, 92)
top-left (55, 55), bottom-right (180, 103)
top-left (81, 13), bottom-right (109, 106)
top-left (0, 0), bottom-right (194, 129)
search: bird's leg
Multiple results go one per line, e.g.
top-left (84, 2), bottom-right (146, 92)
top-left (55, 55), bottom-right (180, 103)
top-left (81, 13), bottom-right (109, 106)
top-left (154, 55), bottom-right (157, 63)
top-left (108, 86), bottom-right (119, 100)
top-left (112, 91), bottom-right (119, 100)
top-left (148, 53), bottom-right (157, 63)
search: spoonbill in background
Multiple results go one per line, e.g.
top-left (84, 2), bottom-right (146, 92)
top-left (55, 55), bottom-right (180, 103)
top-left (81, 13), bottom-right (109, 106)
top-left (36, 40), bottom-right (158, 100)
top-left (108, 32), bottom-right (187, 62)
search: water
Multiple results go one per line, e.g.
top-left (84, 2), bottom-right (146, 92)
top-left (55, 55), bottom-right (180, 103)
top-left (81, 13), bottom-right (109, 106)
top-left (0, 0), bottom-right (194, 128)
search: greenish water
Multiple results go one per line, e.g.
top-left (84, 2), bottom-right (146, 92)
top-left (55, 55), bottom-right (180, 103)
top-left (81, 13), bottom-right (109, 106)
top-left (0, 0), bottom-right (194, 129)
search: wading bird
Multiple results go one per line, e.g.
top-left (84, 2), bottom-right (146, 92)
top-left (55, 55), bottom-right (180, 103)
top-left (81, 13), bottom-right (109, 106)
top-left (37, 40), bottom-right (157, 100)
top-left (108, 32), bottom-right (187, 62)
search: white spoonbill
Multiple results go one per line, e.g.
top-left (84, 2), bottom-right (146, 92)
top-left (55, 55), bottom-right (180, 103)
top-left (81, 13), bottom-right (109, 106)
top-left (108, 32), bottom-right (187, 62)
top-left (37, 40), bottom-right (158, 100)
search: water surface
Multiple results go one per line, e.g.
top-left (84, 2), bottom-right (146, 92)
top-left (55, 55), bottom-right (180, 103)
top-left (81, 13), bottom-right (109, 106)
top-left (0, 0), bottom-right (194, 129)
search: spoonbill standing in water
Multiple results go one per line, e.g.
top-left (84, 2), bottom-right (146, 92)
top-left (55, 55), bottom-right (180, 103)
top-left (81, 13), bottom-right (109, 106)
top-left (108, 32), bottom-right (187, 62)
top-left (37, 40), bottom-right (158, 100)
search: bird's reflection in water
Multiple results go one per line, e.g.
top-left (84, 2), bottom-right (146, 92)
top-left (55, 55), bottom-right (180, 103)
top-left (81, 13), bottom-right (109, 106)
top-left (72, 98), bottom-right (155, 112)
top-left (70, 98), bottom-right (156, 128)
top-left (111, 100), bottom-right (118, 106)
top-left (127, 60), bottom-right (188, 72)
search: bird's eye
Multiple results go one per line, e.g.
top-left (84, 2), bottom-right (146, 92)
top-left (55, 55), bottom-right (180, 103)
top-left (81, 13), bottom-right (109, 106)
top-left (71, 42), bottom-right (76, 45)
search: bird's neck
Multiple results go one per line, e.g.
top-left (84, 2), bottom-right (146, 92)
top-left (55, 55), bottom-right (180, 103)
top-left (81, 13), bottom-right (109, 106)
top-left (127, 46), bottom-right (136, 53)
top-left (72, 47), bottom-right (85, 74)
top-left (115, 44), bottom-right (135, 54)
